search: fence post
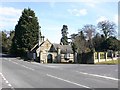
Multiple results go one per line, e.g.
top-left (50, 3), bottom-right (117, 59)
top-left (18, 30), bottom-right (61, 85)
top-left (105, 52), bottom-right (107, 61)
top-left (98, 52), bottom-right (100, 62)
top-left (93, 52), bottom-right (96, 63)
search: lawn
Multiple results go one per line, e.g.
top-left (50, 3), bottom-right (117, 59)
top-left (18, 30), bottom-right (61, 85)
top-left (96, 58), bottom-right (120, 64)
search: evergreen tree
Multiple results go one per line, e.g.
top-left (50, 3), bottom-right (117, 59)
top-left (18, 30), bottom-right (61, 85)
top-left (102, 36), bottom-right (120, 51)
top-left (60, 25), bottom-right (69, 45)
top-left (2, 31), bottom-right (8, 53)
top-left (11, 8), bottom-right (41, 56)
top-left (7, 31), bottom-right (15, 53)
top-left (92, 33), bottom-right (105, 51)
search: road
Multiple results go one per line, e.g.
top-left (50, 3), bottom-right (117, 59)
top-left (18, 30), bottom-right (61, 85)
top-left (0, 54), bottom-right (119, 90)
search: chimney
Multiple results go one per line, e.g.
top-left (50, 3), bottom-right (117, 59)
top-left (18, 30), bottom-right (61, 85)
top-left (41, 36), bottom-right (45, 42)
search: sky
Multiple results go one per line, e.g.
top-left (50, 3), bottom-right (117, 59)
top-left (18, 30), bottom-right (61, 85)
top-left (0, 0), bottom-right (119, 43)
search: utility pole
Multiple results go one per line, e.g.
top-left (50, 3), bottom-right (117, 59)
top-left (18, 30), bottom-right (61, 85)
top-left (38, 26), bottom-right (41, 46)
top-left (38, 26), bottom-right (41, 63)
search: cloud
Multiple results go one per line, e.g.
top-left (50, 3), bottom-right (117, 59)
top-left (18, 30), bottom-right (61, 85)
top-left (0, 16), bottom-right (19, 29)
top-left (96, 16), bottom-right (108, 23)
top-left (96, 15), bottom-right (118, 26)
top-left (0, 17), bottom-right (17, 23)
top-left (0, 7), bottom-right (22, 30)
top-left (0, 7), bottom-right (22, 17)
top-left (68, 8), bottom-right (87, 16)
top-left (84, 0), bottom-right (101, 8)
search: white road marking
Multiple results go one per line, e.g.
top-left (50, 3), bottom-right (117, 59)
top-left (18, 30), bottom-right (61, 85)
top-left (5, 80), bottom-right (9, 84)
top-left (11, 61), bottom-right (18, 65)
top-left (10, 60), bottom-right (35, 71)
top-left (0, 72), bottom-right (15, 90)
top-left (30, 62), bottom-right (62, 69)
top-left (8, 83), bottom-right (12, 87)
top-left (21, 65), bottom-right (35, 71)
top-left (76, 71), bottom-right (119, 81)
top-left (47, 74), bottom-right (91, 88)
top-left (2, 76), bottom-right (7, 81)
top-left (46, 66), bottom-right (58, 68)
top-left (32, 63), bottom-right (64, 70)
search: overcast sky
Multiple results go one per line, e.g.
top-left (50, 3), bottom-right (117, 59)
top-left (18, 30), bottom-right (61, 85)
top-left (0, 0), bottom-right (119, 43)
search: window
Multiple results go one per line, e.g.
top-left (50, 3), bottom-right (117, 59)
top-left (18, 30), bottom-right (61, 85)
top-left (64, 53), bottom-right (70, 60)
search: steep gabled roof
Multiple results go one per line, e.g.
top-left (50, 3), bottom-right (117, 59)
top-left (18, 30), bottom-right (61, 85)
top-left (50, 43), bottom-right (73, 54)
top-left (30, 41), bottom-right (44, 51)
top-left (30, 39), bottom-right (73, 54)
top-left (30, 43), bottom-right (38, 51)
top-left (49, 44), bottom-right (57, 52)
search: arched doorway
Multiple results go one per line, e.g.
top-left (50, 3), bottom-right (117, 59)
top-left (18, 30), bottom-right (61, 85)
top-left (47, 54), bottom-right (53, 63)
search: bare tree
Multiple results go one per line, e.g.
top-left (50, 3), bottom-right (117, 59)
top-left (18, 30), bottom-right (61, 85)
top-left (81, 24), bottom-right (96, 40)
top-left (97, 20), bottom-right (116, 39)
top-left (81, 24), bottom-right (96, 50)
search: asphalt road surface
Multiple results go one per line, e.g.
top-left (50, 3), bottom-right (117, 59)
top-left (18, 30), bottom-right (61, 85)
top-left (0, 54), bottom-right (119, 90)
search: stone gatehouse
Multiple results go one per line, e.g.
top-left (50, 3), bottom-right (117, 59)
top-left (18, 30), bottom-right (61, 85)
top-left (28, 39), bottom-right (74, 63)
